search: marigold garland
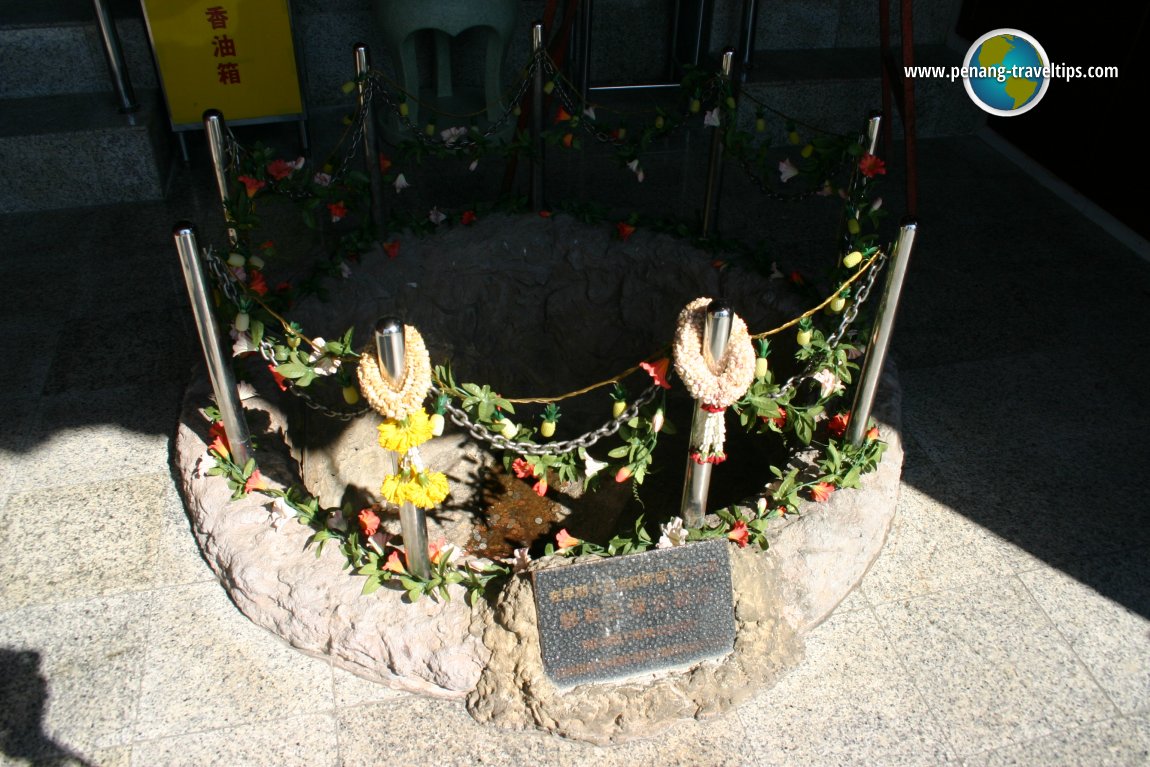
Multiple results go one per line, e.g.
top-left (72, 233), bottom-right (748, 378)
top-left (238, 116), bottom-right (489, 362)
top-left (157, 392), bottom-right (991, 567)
top-left (377, 408), bottom-right (435, 453)
top-left (357, 324), bottom-right (432, 420)
top-left (380, 468), bottom-right (450, 509)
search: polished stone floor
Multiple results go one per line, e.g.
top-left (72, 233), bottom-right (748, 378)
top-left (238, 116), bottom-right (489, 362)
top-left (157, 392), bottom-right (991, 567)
top-left (0, 126), bottom-right (1147, 766)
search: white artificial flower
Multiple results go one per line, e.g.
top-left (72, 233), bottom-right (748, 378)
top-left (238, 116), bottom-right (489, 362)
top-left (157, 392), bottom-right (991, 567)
top-left (428, 207), bottom-right (446, 225)
top-left (511, 547), bottom-right (531, 573)
top-left (870, 196), bottom-right (883, 212)
top-left (703, 107), bottom-right (721, 127)
top-left (307, 337), bottom-right (340, 376)
top-left (440, 126), bottom-right (467, 147)
top-left (778, 158), bottom-right (799, 183)
top-left (755, 496), bottom-right (768, 515)
top-left (812, 368), bottom-right (843, 399)
top-left (338, 261), bottom-right (352, 279)
top-left (468, 158), bottom-right (479, 172)
top-left (582, 451), bottom-right (608, 479)
top-left (368, 530), bottom-right (391, 553)
top-left (393, 173), bottom-right (410, 193)
top-left (194, 452), bottom-right (217, 479)
top-left (626, 159), bottom-right (645, 183)
top-left (268, 497), bottom-right (297, 531)
top-left (230, 328), bottom-right (257, 357)
top-left (312, 172), bottom-right (332, 187)
top-left (583, 106), bottom-right (596, 120)
top-left (769, 261), bottom-right (784, 280)
top-left (657, 518), bottom-right (688, 549)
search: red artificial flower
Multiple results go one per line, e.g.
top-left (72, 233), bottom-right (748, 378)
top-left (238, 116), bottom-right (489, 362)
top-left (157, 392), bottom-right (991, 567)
top-left (866, 426), bottom-right (881, 441)
top-left (827, 412), bottom-right (850, 438)
top-left (711, 259), bottom-right (727, 271)
top-left (275, 281), bottom-right (291, 294)
top-left (616, 221), bottom-right (636, 242)
top-left (859, 153), bottom-right (886, 178)
top-left (554, 107), bottom-right (572, 123)
top-left (428, 539), bottom-right (453, 566)
top-left (383, 550), bottom-right (406, 573)
top-left (762, 406), bottom-right (787, 430)
top-left (327, 201), bottom-right (348, 223)
top-left (379, 154), bottom-right (392, 173)
top-left (615, 465), bottom-right (632, 483)
top-left (248, 270), bottom-right (268, 296)
top-left (511, 458), bottom-right (535, 479)
top-left (383, 240), bottom-right (400, 259)
top-left (208, 435), bottom-right (230, 460)
top-left (460, 210), bottom-right (477, 226)
top-left (237, 175), bottom-right (266, 198)
top-left (259, 240), bottom-right (276, 254)
top-left (555, 529), bottom-right (580, 550)
top-left (358, 508), bottom-right (381, 537)
top-left (209, 420), bottom-right (228, 443)
top-left (538, 210), bottom-right (552, 218)
top-left (266, 159), bottom-right (296, 181)
top-left (788, 270), bottom-right (805, 285)
top-left (727, 520), bottom-right (750, 548)
top-left (561, 133), bottom-right (574, 148)
top-left (532, 476), bottom-right (549, 497)
top-left (243, 469), bottom-right (266, 493)
top-left (810, 482), bottom-right (835, 503)
top-left (640, 358), bottom-right (672, 389)
top-left (268, 364), bottom-right (288, 392)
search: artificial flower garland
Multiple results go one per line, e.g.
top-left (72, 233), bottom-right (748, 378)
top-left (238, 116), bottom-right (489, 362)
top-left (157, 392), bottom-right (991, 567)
top-left (357, 324), bottom-right (432, 420)
top-left (672, 297), bottom-right (756, 463)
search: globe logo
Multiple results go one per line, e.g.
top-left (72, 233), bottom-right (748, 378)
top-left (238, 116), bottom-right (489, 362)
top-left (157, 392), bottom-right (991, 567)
top-left (963, 29), bottom-right (1051, 116)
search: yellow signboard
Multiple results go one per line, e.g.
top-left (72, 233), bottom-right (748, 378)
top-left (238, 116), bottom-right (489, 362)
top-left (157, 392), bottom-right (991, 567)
top-left (143, 0), bottom-right (304, 128)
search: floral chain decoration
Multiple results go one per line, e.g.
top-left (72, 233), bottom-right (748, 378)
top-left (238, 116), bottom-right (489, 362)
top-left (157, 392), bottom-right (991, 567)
top-left (672, 298), bottom-right (756, 464)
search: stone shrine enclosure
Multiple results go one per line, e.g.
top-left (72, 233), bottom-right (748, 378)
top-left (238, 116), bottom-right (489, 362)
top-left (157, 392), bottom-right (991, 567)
top-left (174, 215), bottom-right (903, 743)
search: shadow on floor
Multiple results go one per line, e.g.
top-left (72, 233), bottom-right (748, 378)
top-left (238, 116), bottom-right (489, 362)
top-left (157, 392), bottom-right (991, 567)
top-left (0, 649), bottom-right (94, 767)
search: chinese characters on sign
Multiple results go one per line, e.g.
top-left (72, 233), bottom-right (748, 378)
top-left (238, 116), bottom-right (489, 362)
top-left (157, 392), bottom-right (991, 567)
top-left (532, 538), bottom-right (736, 687)
top-left (143, 0), bottom-right (303, 128)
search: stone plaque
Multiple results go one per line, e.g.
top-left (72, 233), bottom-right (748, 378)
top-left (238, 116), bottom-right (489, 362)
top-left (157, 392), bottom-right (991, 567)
top-left (531, 538), bottom-right (735, 688)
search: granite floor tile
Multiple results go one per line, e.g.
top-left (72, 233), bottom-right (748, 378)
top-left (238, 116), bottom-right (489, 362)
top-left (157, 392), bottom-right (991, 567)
top-left (134, 581), bottom-right (333, 739)
top-left (1019, 548), bottom-right (1150, 716)
top-left (859, 481), bottom-right (1014, 606)
top-left (0, 594), bottom-right (151, 762)
top-left (331, 665), bottom-right (412, 709)
top-left (130, 713), bottom-right (339, 767)
top-left (336, 698), bottom-right (564, 767)
top-left (550, 710), bottom-right (753, 767)
top-left (0, 474), bottom-right (169, 611)
top-left (961, 714), bottom-right (1150, 767)
top-left (740, 609), bottom-right (953, 766)
top-left (5, 383), bottom-right (183, 494)
top-left (159, 479), bottom-right (217, 585)
top-left (875, 577), bottom-right (1119, 756)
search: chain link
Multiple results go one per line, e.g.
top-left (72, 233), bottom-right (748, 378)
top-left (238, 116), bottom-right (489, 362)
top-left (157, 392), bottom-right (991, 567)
top-left (431, 383), bottom-right (661, 457)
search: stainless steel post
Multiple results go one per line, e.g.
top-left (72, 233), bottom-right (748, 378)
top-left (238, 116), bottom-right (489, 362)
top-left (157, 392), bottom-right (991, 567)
top-left (701, 48), bottom-right (735, 238)
top-left (203, 110), bottom-right (239, 245)
top-left (92, 0), bottom-right (138, 113)
top-left (354, 44), bottom-right (386, 235)
top-left (863, 109), bottom-right (882, 155)
top-left (173, 222), bottom-right (252, 467)
top-left (680, 300), bottom-right (734, 527)
top-left (374, 318), bottom-right (431, 578)
top-left (846, 218), bottom-right (917, 445)
top-left (577, 0), bottom-right (593, 102)
top-left (738, 0), bottom-right (758, 79)
top-left (530, 21), bottom-right (545, 211)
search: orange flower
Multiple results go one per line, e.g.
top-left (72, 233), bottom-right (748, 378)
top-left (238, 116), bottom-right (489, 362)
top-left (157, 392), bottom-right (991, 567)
top-left (827, 412), bottom-right (850, 438)
top-left (538, 210), bottom-right (552, 218)
top-left (727, 520), bottom-right (749, 548)
top-left (554, 107), bottom-right (572, 123)
top-left (640, 358), bottom-right (672, 389)
top-left (532, 477), bottom-right (548, 497)
top-left (266, 159), bottom-right (296, 181)
top-left (237, 175), bottom-right (266, 197)
top-left (383, 240), bottom-right (400, 259)
top-left (616, 221), bottom-right (636, 242)
top-left (561, 133), bottom-right (574, 148)
top-left (383, 550), bottom-right (406, 574)
top-left (267, 364), bottom-right (288, 392)
top-left (248, 270), bottom-right (268, 296)
top-left (866, 426), bottom-right (880, 441)
top-left (859, 153), bottom-right (886, 178)
top-left (511, 458), bottom-right (535, 479)
top-left (460, 210), bottom-right (477, 226)
top-left (761, 406), bottom-right (787, 430)
top-left (614, 465), bottom-right (632, 483)
top-left (378, 154), bottom-right (392, 173)
top-left (358, 508), bottom-right (381, 537)
top-left (810, 482), bottom-right (835, 502)
top-left (208, 434), bottom-right (230, 460)
top-left (555, 528), bottom-right (580, 550)
top-left (327, 201), bottom-right (347, 222)
top-left (243, 469), bottom-right (266, 493)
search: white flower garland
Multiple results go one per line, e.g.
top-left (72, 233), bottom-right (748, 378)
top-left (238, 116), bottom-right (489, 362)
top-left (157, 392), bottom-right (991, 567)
top-left (672, 297), bottom-right (756, 463)
top-left (357, 324), bottom-right (433, 420)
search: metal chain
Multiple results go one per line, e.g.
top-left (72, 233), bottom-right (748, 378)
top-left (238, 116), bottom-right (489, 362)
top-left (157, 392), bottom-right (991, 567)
top-left (733, 153), bottom-right (831, 202)
top-left (201, 246), bottom-right (245, 307)
top-left (431, 383), bottom-right (661, 457)
top-left (765, 249), bottom-right (888, 400)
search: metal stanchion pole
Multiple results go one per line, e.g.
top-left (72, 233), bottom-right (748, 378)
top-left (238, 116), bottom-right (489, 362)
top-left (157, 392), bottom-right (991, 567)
top-left (845, 218), bottom-right (917, 446)
top-left (173, 222), bottom-right (252, 467)
top-left (92, 0), bottom-right (138, 113)
top-left (680, 300), bottom-right (734, 527)
top-left (530, 21), bottom-right (545, 211)
top-left (701, 48), bottom-right (735, 238)
top-left (354, 44), bottom-right (386, 236)
top-left (738, 0), bottom-right (758, 81)
top-left (374, 318), bottom-right (431, 578)
top-left (203, 109), bottom-right (239, 246)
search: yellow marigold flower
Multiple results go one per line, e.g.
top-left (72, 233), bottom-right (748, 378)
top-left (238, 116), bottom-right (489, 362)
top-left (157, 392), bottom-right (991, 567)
top-left (380, 473), bottom-right (405, 505)
top-left (377, 408), bottom-right (435, 453)
top-left (414, 471), bottom-right (449, 508)
top-left (379, 470), bottom-right (449, 509)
